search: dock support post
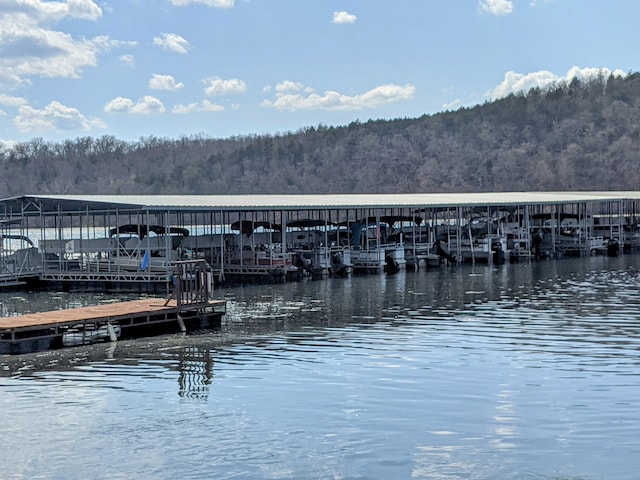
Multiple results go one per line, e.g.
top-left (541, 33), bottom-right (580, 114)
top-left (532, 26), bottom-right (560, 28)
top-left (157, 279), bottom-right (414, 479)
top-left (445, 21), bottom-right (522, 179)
top-left (106, 323), bottom-right (118, 342)
top-left (177, 313), bottom-right (186, 332)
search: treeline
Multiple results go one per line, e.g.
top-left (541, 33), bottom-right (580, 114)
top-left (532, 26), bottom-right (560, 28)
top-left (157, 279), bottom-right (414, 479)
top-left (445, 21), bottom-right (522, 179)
top-left (2, 71), bottom-right (640, 196)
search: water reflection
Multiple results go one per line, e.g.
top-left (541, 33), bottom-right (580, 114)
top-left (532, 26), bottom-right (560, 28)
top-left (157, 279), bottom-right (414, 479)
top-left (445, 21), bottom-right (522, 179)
top-left (4, 256), bottom-right (640, 376)
top-left (1, 255), bottom-right (640, 479)
top-left (177, 347), bottom-right (213, 400)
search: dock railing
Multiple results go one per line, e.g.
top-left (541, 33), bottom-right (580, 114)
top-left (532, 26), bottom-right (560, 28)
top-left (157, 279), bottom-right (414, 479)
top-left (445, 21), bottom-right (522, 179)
top-left (165, 259), bottom-right (213, 310)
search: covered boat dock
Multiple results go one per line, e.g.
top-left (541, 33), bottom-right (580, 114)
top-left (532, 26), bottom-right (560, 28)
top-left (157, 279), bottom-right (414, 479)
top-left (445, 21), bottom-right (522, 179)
top-left (1, 191), bottom-right (639, 291)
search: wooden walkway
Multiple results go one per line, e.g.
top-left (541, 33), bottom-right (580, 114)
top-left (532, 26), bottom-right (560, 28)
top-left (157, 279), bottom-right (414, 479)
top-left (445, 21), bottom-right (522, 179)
top-left (0, 298), bottom-right (227, 354)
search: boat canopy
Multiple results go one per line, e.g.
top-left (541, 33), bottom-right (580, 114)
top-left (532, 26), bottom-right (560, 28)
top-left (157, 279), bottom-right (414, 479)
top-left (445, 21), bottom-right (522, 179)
top-left (354, 215), bottom-right (423, 226)
top-left (531, 213), bottom-right (582, 221)
top-left (287, 219), bottom-right (337, 229)
top-left (109, 224), bottom-right (190, 239)
top-left (230, 220), bottom-right (281, 235)
top-left (0, 234), bottom-right (35, 247)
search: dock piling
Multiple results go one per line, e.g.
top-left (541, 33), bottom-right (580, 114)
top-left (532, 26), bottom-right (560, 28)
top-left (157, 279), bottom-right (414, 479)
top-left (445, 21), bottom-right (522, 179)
top-left (107, 323), bottom-right (118, 342)
top-left (177, 313), bottom-right (186, 333)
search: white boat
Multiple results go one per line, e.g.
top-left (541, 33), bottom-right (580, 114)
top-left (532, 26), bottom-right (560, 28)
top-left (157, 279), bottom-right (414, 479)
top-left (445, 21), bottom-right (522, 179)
top-left (286, 219), bottom-right (352, 277)
top-left (405, 243), bottom-right (442, 270)
top-left (90, 224), bottom-right (189, 273)
top-left (291, 245), bottom-right (352, 277)
top-left (62, 323), bottom-right (121, 346)
top-left (458, 236), bottom-right (508, 263)
top-left (351, 247), bottom-right (386, 273)
top-left (191, 221), bottom-right (299, 281)
top-left (348, 217), bottom-right (410, 273)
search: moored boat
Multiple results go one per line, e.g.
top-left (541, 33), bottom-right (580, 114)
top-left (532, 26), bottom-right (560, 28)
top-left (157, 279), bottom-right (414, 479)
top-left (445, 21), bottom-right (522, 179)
top-left (62, 322), bottom-right (121, 347)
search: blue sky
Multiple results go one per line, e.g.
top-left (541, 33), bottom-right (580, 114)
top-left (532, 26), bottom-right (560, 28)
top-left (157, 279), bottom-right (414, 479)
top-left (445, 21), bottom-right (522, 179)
top-left (0, 0), bottom-right (636, 147)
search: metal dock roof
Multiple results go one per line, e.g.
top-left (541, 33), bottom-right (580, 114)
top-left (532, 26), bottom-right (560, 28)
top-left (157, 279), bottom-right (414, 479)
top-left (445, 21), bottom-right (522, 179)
top-left (2, 191), bottom-right (639, 214)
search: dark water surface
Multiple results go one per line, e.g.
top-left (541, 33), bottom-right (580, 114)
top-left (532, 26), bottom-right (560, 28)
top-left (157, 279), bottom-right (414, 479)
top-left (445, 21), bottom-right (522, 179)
top-left (2, 255), bottom-right (640, 479)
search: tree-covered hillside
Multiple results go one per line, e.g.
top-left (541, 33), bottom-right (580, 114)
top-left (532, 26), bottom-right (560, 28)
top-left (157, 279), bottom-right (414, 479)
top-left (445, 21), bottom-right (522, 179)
top-left (2, 72), bottom-right (639, 196)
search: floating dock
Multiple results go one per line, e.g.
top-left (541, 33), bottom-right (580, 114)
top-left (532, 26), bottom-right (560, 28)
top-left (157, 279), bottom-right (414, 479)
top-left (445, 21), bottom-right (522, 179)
top-left (0, 298), bottom-right (227, 355)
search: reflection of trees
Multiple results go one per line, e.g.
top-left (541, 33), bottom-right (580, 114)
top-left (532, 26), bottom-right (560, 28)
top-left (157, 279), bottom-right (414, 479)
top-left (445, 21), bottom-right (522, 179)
top-left (178, 346), bottom-right (213, 400)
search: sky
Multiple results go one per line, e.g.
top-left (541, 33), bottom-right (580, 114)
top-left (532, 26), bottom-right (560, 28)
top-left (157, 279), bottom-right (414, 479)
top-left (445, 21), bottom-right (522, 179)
top-left (0, 0), bottom-right (637, 147)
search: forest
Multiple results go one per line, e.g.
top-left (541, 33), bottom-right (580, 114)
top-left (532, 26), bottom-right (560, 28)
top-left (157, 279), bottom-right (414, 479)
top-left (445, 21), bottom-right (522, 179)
top-left (1, 71), bottom-right (639, 197)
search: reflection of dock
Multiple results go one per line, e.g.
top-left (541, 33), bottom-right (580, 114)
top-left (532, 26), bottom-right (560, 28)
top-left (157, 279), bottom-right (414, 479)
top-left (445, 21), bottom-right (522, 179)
top-left (0, 298), bottom-right (226, 355)
top-left (178, 347), bottom-right (214, 400)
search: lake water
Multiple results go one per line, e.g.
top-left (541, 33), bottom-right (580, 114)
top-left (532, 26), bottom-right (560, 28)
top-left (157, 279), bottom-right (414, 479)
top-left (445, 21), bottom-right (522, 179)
top-left (1, 255), bottom-right (640, 479)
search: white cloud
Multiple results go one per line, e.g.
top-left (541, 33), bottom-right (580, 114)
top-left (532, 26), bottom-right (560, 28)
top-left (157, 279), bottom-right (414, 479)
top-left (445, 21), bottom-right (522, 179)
top-left (0, 1), bottom-right (131, 87)
top-left (169, 0), bottom-right (235, 7)
top-left (13, 100), bottom-right (105, 133)
top-left (153, 33), bottom-right (189, 54)
top-left (0, 31), bottom-right (97, 79)
top-left (0, 93), bottom-right (28, 107)
top-left (565, 66), bottom-right (627, 83)
top-left (261, 83), bottom-right (416, 112)
top-left (332, 11), bottom-right (357, 24)
top-left (129, 96), bottom-right (166, 114)
top-left (442, 99), bottom-right (462, 111)
top-left (149, 74), bottom-right (184, 91)
top-left (1, 0), bottom-right (102, 23)
top-left (90, 35), bottom-right (136, 52)
top-left (103, 96), bottom-right (133, 113)
top-left (479, 0), bottom-right (513, 16)
top-left (275, 81), bottom-right (304, 93)
top-left (67, 0), bottom-right (103, 19)
top-left (0, 139), bottom-right (18, 150)
top-left (486, 66), bottom-right (627, 99)
top-left (488, 70), bottom-right (557, 99)
top-left (0, 70), bottom-right (25, 87)
top-left (203, 77), bottom-right (247, 96)
top-left (119, 54), bottom-right (134, 65)
top-left (172, 100), bottom-right (225, 114)
top-left (104, 96), bottom-right (166, 115)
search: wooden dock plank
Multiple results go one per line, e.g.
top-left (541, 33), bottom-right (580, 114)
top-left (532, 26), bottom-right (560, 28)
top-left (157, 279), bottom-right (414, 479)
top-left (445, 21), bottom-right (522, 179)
top-left (0, 298), bottom-right (226, 330)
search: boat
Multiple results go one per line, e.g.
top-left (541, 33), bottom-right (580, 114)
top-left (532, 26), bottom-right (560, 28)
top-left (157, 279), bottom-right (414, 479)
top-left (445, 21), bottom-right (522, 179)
top-left (457, 236), bottom-right (508, 263)
top-left (62, 322), bottom-right (121, 347)
top-left (2, 234), bottom-right (66, 275)
top-left (405, 243), bottom-right (443, 270)
top-left (286, 219), bottom-right (352, 277)
top-left (347, 216), bottom-right (416, 273)
top-left (190, 220), bottom-right (299, 281)
top-left (93, 224), bottom-right (190, 273)
top-left (606, 238), bottom-right (620, 256)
